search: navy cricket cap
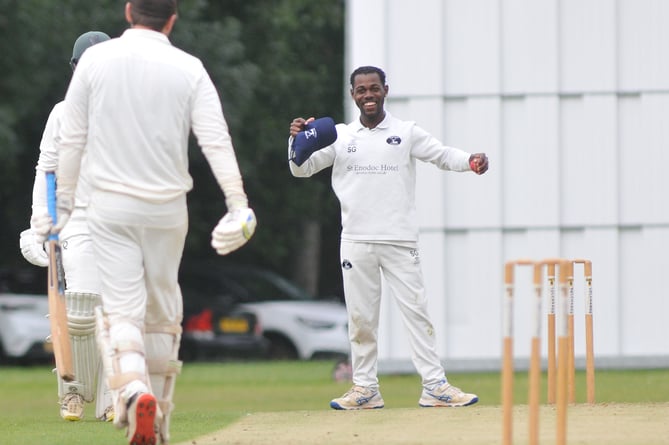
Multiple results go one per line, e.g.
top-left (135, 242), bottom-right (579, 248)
top-left (70, 31), bottom-right (110, 70)
top-left (290, 117), bottom-right (337, 166)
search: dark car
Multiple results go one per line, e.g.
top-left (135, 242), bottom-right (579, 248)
top-left (178, 262), bottom-right (350, 361)
top-left (179, 279), bottom-right (269, 362)
top-left (0, 265), bottom-right (267, 364)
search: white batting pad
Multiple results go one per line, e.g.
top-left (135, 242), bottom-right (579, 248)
top-left (146, 324), bottom-right (182, 444)
top-left (57, 292), bottom-right (102, 402)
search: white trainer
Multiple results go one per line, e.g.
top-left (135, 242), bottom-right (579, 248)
top-left (126, 393), bottom-right (157, 445)
top-left (330, 385), bottom-right (385, 410)
top-left (60, 392), bottom-right (85, 421)
top-left (99, 404), bottom-right (115, 422)
top-left (419, 380), bottom-right (479, 407)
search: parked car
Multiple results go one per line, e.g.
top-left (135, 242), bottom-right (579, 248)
top-left (0, 268), bottom-right (52, 364)
top-left (179, 263), bottom-right (350, 360)
top-left (0, 265), bottom-right (267, 364)
top-left (179, 285), bottom-right (269, 362)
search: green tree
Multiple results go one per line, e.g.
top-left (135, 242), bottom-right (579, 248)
top-left (0, 0), bottom-right (345, 298)
top-left (0, 0), bottom-right (125, 265)
top-left (195, 0), bottom-right (345, 297)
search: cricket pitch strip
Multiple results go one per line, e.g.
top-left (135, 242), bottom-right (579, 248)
top-left (176, 402), bottom-right (669, 445)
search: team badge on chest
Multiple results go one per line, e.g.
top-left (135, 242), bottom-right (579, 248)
top-left (386, 136), bottom-right (401, 145)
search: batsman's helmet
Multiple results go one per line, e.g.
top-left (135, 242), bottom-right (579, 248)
top-left (70, 31), bottom-right (110, 70)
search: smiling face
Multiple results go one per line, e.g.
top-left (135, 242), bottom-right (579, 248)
top-left (350, 72), bottom-right (388, 129)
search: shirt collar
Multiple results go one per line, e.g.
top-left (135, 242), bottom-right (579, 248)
top-left (121, 28), bottom-right (172, 45)
top-left (352, 111), bottom-right (392, 132)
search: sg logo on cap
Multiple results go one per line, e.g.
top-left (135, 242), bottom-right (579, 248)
top-left (305, 128), bottom-right (318, 139)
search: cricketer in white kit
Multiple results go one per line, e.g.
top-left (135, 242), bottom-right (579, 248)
top-left (36, 1), bottom-right (257, 444)
top-left (20, 31), bottom-right (114, 423)
top-left (288, 65), bottom-right (488, 411)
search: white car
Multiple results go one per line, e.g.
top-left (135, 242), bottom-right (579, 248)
top-left (0, 269), bottom-right (52, 363)
top-left (179, 264), bottom-right (350, 360)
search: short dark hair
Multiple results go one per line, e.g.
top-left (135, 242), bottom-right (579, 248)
top-left (349, 66), bottom-right (386, 87)
top-left (129, 0), bottom-right (177, 31)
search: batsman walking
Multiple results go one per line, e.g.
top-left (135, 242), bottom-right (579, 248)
top-left (21, 30), bottom-right (114, 423)
top-left (288, 66), bottom-right (488, 410)
top-left (40, 1), bottom-right (256, 444)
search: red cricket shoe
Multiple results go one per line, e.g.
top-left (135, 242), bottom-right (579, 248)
top-left (127, 393), bottom-right (157, 445)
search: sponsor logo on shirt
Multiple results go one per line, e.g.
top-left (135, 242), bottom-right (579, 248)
top-left (342, 259), bottom-right (353, 270)
top-left (345, 163), bottom-right (399, 174)
top-left (386, 136), bottom-right (402, 145)
top-left (409, 248), bottom-right (420, 265)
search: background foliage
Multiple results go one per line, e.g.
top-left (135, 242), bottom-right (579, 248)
top-left (0, 0), bottom-right (346, 297)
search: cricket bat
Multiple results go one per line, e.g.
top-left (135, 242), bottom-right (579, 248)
top-left (46, 171), bottom-right (75, 382)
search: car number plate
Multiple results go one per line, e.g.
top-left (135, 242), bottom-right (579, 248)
top-left (219, 318), bottom-right (249, 333)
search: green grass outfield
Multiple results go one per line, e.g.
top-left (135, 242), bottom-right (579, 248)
top-left (1, 361), bottom-right (667, 445)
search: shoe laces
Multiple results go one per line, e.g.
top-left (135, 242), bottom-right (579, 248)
top-left (62, 392), bottom-right (83, 406)
top-left (345, 385), bottom-right (372, 397)
top-left (444, 385), bottom-right (464, 396)
top-left (427, 381), bottom-right (463, 399)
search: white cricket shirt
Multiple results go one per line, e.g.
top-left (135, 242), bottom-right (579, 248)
top-left (34, 101), bottom-right (93, 210)
top-left (290, 112), bottom-right (472, 242)
top-left (56, 28), bottom-right (245, 205)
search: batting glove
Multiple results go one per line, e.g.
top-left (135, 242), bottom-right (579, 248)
top-left (52, 192), bottom-right (74, 234)
top-left (19, 228), bottom-right (49, 267)
top-left (30, 210), bottom-right (54, 245)
top-left (211, 208), bottom-right (257, 255)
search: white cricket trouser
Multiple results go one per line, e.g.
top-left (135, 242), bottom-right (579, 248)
top-left (340, 240), bottom-right (446, 389)
top-left (87, 191), bottom-right (187, 395)
top-left (60, 208), bottom-right (100, 294)
top-left (59, 207), bottom-right (112, 417)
